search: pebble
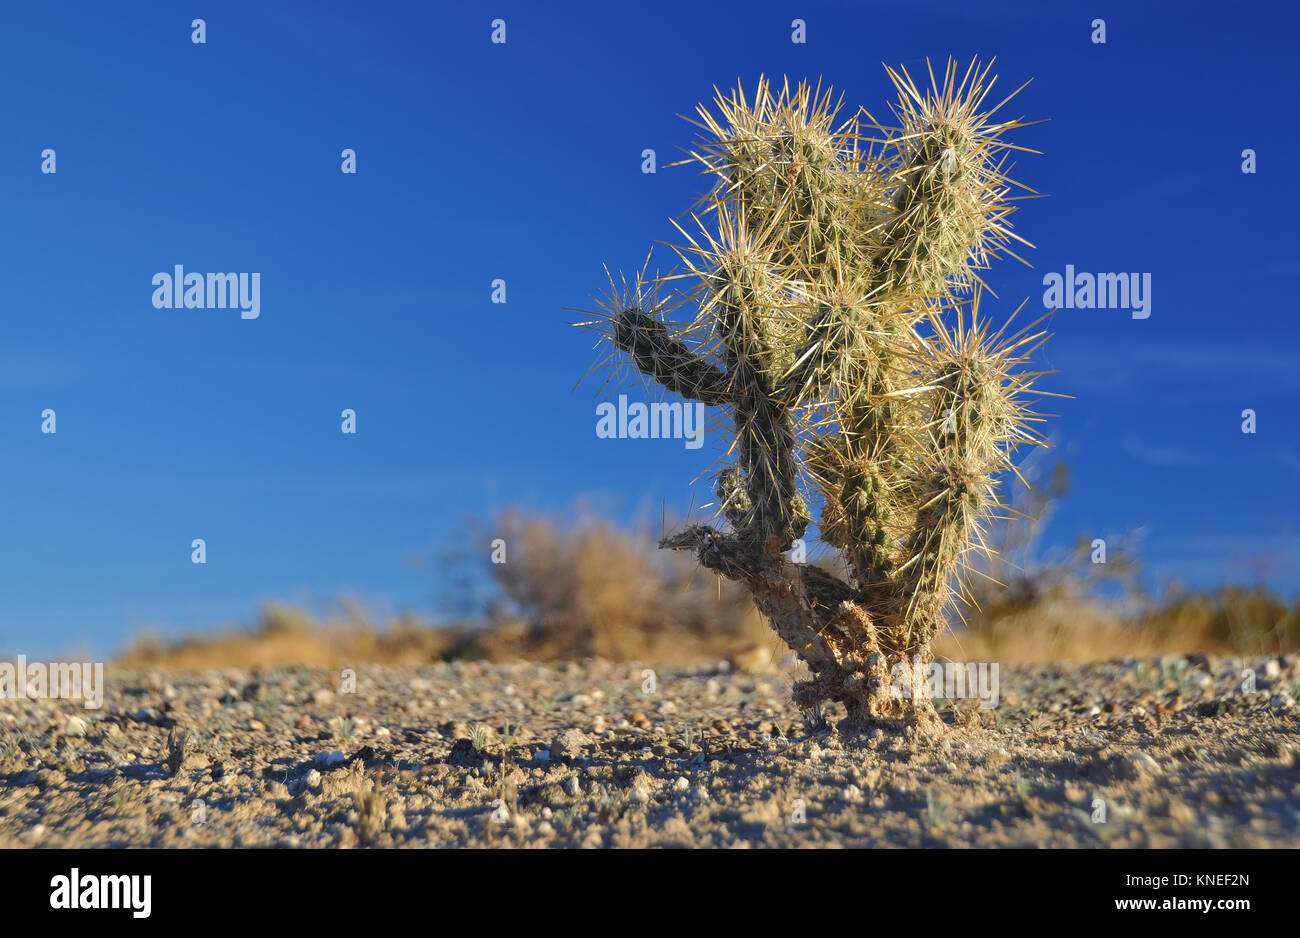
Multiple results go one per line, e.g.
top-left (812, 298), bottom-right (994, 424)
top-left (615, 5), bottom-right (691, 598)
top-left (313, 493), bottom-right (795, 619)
top-left (551, 728), bottom-right (589, 760)
top-left (62, 715), bottom-right (89, 736)
top-left (1264, 659), bottom-right (1282, 680)
top-left (305, 769), bottom-right (322, 789)
top-left (562, 776), bottom-right (581, 797)
top-left (315, 750), bottom-right (346, 768)
top-left (536, 749), bottom-right (551, 763)
top-left (1130, 752), bottom-right (1160, 776)
top-left (841, 784), bottom-right (863, 802)
top-left (312, 689), bottom-right (334, 705)
top-left (673, 776), bottom-right (690, 792)
top-left (629, 787), bottom-right (650, 805)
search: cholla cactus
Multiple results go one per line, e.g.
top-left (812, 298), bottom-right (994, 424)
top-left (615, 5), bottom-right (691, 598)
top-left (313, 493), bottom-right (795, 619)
top-left (578, 60), bottom-right (1051, 735)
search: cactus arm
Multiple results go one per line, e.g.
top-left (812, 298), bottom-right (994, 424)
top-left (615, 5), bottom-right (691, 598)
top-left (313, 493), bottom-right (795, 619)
top-left (611, 307), bottom-right (732, 406)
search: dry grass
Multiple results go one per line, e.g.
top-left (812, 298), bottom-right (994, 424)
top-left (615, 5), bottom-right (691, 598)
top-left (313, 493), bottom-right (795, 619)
top-left (115, 506), bottom-right (1298, 670)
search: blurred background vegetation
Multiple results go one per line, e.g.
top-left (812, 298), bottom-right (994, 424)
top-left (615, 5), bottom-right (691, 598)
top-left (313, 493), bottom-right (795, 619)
top-left (118, 462), bottom-right (1300, 670)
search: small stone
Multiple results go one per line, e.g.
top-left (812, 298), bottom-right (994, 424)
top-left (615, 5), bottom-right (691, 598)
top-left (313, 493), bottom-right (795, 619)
top-left (691, 786), bottom-right (709, 803)
top-left (841, 784), bottom-right (863, 802)
top-left (248, 720), bottom-right (265, 732)
top-left (294, 714), bottom-right (313, 729)
top-left (591, 717), bottom-right (606, 735)
top-left (551, 728), bottom-right (590, 760)
top-left (312, 689), bottom-right (334, 705)
top-left (63, 715), bottom-right (89, 736)
top-left (315, 750), bottom-right (346, 768)
top-left (304, 768), bottom-right (322, 789)
top-left (673, 776), bottom-right (690, 792)
top-left (535, 749), bottom-right (551, 764)
top-left (1264, 659), bottom-right (1282, 680)
top-left (1086, 705), bottom-right (1101, 717)
top-left (562, 776), bottom-right (581, 797)
top-left (629, 787), bottom-right (650, 804)
top-left (1130, 752), bottom-right (1160, 776)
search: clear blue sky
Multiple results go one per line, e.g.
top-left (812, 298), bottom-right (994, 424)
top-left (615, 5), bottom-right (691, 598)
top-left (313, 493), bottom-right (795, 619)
top-left (2, 1), bottom-right (1296, 658)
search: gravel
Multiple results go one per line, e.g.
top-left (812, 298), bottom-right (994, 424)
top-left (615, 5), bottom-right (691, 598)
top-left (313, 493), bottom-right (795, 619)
top-left (0, 654), bottom-right (1297, 847)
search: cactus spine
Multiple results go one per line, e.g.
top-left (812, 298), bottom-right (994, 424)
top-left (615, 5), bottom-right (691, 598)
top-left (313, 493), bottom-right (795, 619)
top-left (579, 60), bottom-right (1050, 735)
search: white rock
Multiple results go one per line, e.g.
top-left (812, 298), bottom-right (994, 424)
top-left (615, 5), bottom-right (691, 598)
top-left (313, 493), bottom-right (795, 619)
top-left (562, 776), bottom-right (580, 796)
top-left (673, 776), bottom-right (690, 792)
top-left (1265, 659), bottom-right (1282, 680)
top-left (629, 787), bottom-right (650, 804)
top-left (842, 784), bottom-right (863, 802)
top-left (63, 715), bottom-right (89, 736)
top-left (1130, 752), bottom-right (1160, 776)
top-left (315, 750), bottom-right (346, 768)
top-left (305, 769), bottom-right (322, 788)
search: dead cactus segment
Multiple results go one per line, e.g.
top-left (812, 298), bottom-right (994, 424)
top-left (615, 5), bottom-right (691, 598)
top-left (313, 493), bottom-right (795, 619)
top-left (578, 60), bottom-right (1050, 735)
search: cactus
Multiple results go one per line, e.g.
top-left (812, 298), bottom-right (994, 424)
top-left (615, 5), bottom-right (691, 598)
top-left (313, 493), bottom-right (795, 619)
top-left (578, 60), bottom-right (1051, 736)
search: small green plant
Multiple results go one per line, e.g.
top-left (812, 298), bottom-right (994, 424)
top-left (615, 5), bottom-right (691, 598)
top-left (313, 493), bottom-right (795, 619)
top-left (469, 723), bottom-right (489, 752)
top-left (109, 781), bottom-right (131, 815)
top-left (1026, 711), bottom-right (1047, 737)
top-left (578, 59), bottom-right (1048, 738)
top-left (165, 726), bottom-right (190, 777)
top-left (332, 717), bottom-right (357, 742)
top-left (255, 687), bottom-right (283, 720)
top-left (925, 789), bottom-right (951, 829)
top-left (1013, 770), bottom-right (1031, 800)
top-left (499, 721), bottom-right (520, 749)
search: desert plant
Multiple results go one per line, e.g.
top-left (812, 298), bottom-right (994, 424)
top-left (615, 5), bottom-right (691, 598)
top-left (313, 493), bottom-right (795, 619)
top-left (578, 60), bottom-right (1050, 735)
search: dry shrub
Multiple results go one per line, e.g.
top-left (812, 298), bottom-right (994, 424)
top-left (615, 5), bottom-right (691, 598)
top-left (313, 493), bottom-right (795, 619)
top-left (117, 602), bottom-right (467, 670)
top-left (471, 509), bottom-right (771, 663)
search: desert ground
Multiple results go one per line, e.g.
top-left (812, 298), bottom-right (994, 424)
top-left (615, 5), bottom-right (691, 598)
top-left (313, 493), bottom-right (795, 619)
top-left (2, 653), bottom-right (1298, 848)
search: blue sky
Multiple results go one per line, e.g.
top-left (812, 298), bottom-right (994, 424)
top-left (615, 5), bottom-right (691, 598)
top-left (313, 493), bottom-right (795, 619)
top-left (2, 1), bottom-right (1297, 658)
